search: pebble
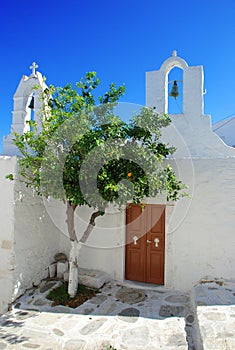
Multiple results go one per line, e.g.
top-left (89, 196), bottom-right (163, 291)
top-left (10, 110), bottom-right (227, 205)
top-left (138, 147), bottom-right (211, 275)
top-left (52, 328), bottom-right (64, 336)
top-left (22, 344), bottom-right (40, 349)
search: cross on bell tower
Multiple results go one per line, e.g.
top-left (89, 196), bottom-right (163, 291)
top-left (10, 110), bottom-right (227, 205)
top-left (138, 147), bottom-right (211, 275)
top-left (30, 62), bottom-right (38, 76)
top-left (2, 62), bottom-right (47, 155)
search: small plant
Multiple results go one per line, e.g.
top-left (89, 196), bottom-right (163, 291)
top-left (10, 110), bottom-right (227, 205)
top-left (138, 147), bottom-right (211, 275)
top-left (47, 281), bottom-right (99, 308)
top-left (102, 345), bottom-right (117, 350)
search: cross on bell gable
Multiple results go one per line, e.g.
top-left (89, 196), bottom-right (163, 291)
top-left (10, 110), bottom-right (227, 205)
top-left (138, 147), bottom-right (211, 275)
top-left (30, 62), bottom-right (38, 76)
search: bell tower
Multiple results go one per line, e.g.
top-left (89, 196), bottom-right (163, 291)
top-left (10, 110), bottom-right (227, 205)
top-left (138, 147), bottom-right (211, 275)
top-left (146, 51), bottom-right (204, 122)
top-left (2, 62), bottom-right (47, 156)
top-left (145, 52), bottom-right (235, 158)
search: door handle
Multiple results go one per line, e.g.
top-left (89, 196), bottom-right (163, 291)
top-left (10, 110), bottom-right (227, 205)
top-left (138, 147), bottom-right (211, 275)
top-left (147, 238), bottom-right (160, 247)
top-left (154, 238), bottom-right (160, 247)
top-left (133, 236), bottom-right (138, 245)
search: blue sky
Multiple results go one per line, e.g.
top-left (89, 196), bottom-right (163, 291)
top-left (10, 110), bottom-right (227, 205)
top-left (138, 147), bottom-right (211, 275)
top-left (0, 0), bottom-right (235, 151)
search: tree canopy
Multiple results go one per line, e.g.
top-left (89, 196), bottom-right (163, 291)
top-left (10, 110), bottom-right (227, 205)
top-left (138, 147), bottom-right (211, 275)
top-left (7, 72), bottom-right (186, 240)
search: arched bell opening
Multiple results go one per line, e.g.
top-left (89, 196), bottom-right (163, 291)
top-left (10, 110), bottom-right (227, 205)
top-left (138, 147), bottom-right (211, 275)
top-left (167, 67), bottom-right (183, 115)
top-left (25, 93), bottom-right (35, 132)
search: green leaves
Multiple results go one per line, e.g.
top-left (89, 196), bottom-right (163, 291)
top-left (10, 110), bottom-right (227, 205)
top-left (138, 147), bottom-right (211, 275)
top-left (99, 83), bottom-right (125, 104)
top-left (6, 174), bottom-right (14, 181)
top-left (164, 165), bottom-right (188, 201)
top-left (8, 71), bottom-right (186, 215)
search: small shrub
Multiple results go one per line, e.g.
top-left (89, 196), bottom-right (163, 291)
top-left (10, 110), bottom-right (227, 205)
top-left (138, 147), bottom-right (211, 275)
top-left (102, 345), bottom-right (117, 350)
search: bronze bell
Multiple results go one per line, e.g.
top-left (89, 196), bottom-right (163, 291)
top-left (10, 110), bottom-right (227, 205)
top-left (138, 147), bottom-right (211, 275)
top-left (170, 81), bottom-right (179, 99)
top-left (28, 96), bottom-right (34, 109)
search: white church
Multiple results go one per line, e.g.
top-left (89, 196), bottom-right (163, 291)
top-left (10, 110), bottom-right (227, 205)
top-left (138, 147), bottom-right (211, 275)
top-left (0, 52), bottom-right (235, 314)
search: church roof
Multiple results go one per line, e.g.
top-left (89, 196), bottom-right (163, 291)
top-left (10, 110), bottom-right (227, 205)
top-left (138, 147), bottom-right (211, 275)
top-left (213, 115), bottom-right (235, 132)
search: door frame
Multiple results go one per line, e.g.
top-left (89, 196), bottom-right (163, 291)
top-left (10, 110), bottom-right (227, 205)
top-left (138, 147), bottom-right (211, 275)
top-left (125, 203), bottom-right (166, 285)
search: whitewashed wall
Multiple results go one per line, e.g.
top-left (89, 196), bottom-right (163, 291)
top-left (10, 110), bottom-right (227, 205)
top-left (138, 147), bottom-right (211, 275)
top-left (45, 199), bottom-right (126, 281)
top-left (0, 158), bottom-right (66, 314)
top-left (75, 206), bottom-right (126, 281)
top-left (62, 156), bottom-right (235, 291)
top-left (165, 157), bottom-right (235, 290)
top-left (0, 157), bottom-right (16, 314)
top-left (13, 177), bottom-right (65, 301)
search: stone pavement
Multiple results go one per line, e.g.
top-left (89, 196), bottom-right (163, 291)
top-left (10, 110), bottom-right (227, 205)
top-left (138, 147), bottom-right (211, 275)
top-left (193, 277), bottom-right (235, 350)
top-left (0, 279), bottom-right (198, 350)
top-left (1, 277), bottom-right (235, 350)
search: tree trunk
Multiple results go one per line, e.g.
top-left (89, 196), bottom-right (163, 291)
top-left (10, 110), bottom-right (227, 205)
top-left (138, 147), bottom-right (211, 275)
top-left (66, 202), bottom-right (103, 298)
top-left (68, 240), bottom-right (82, 297)
top-left (66, 201), bottom-right (79, 298)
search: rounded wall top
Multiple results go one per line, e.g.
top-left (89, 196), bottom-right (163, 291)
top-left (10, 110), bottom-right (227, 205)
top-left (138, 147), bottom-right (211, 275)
top-left (160, 52), bottom-right (188, 73)
top-left (14, 71), bottom-right (46, 98)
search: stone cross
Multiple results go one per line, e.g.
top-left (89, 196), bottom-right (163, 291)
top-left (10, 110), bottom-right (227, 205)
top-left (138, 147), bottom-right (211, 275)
top-left (30, 62), bottom-right (38, 76)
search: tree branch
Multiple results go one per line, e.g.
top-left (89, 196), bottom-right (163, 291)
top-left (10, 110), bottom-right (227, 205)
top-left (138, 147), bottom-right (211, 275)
top-left (79, 210), bottom-right (103, 244)
top-left (66, 201), bottom-right (78, 241)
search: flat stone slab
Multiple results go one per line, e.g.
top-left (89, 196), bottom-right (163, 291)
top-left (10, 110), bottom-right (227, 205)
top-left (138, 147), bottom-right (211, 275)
top-left (33, 298), bottom-right (49, 306)
top-left (118, 307), bottom-right (140, 323)
top-left (115, 287), bottom-right (147, 304)
top-left (88, 294), bottom-right (107, 305)
top-left (165, 294), bottom-right (189, 304)
top-left (63, 339), bottom-right (86, 350)
top-left (122, 326), bottom-right (150, 347)
top-left (79, 318), bottom-right (107, 335)
top-left (194, 278), bottom-right (235, 349)
top-left (77, 268), bottom-right (111, 289)
top-left (159, 304), bottom-right (186, 317)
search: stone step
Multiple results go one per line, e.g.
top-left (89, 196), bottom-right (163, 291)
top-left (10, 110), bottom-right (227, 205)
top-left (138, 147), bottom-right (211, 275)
top-left (193, 277), bottom-right (235, 350)
top-left (77, 267), bottom-right (111, 289)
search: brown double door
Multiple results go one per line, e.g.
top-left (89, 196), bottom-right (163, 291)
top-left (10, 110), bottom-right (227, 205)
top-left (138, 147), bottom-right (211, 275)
top-left (125, 204), bottom-right (165, 285)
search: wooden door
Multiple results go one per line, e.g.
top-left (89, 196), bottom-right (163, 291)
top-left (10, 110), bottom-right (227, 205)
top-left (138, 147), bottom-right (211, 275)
top-left (125, 204), bottom-right (165, 284)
